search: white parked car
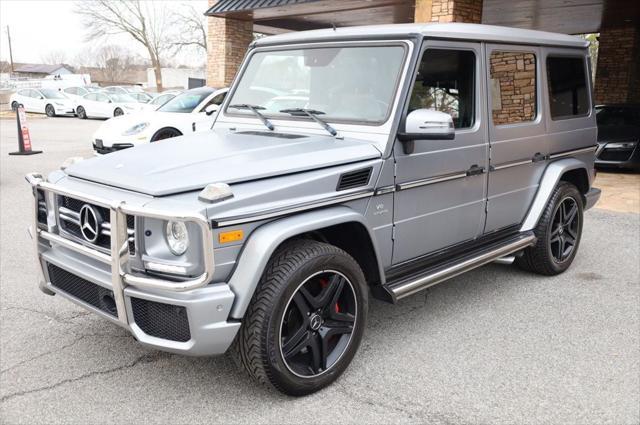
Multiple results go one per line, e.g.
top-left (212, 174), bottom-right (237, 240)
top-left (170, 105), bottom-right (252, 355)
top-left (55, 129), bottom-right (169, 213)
top-left (92, 87), bottom-right (227, 154)
top-left (9, 88), bottom-right (76, 117)
top-left (139, 91), bottom-right (181, 111)
top-left (103, 85), bottom-right (144, 95)
top-left (76, 92), bottom-right (144, 119)
top-left (61, 86), bottom-right (103, 103)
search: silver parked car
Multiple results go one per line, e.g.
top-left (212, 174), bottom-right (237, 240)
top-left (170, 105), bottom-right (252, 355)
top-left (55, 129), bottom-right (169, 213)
top-left (26, 23), bottom-right (600, 396)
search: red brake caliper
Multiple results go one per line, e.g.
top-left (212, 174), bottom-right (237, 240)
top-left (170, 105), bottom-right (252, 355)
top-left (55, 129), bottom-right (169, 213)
top-left (320, 278), bottom-right (340, 313)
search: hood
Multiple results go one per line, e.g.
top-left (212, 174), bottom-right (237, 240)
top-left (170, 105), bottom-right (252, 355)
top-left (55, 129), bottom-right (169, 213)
top-left (67, 129), bottom-right (381, 196)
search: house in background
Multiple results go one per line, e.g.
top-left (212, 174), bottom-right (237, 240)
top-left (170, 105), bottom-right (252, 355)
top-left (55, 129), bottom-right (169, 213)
top-left (13, 63), bottom-right (74, 79)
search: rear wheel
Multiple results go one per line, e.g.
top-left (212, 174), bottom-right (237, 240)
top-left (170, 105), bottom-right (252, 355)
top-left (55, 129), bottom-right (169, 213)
top-left (150, 127), bottom-right (182, 142)
top-left (113, 107), bottom-right (124, 117)
top-left (233, 240), bottom-right (367, 396)
top-left (11, 101), bottom-right (18, 112)
top-left (76, 106), bottom-right (87, 119)
top-left (45, 104), bottom-right (56, 117)
top-left (516, 181), bottom-right (583, 275)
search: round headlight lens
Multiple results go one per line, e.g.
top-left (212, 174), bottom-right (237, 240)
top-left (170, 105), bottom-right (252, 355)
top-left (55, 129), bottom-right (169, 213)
top-left (166, 221), bottom-right (189, 256)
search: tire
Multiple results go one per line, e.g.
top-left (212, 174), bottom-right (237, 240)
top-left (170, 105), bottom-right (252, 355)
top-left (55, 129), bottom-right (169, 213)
top-left (150, 127), bottom-right (182, 142)
top-left (233, 239), bottom-right (368, 396)
top-left (45, 104), bottom-right (56, 117)
top-left (11, 101), bottom-right (18, 112)
top-left (516, 181), bottom-right (584, 275)
top-left (113, 107), bottom-right (124, 117)
top-left (76, 106), bottom-right (87, 119)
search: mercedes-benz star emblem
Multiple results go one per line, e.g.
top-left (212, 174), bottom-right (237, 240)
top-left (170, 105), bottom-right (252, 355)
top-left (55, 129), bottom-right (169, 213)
top-left (79, 205), bottom-right (101, 243)
top-left (309, 314), bottom-right (323, 331)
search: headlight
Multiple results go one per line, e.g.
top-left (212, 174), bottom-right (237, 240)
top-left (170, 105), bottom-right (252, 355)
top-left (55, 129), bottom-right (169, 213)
top-left (122, 122), bottom-right (149, 136)
top-left (54, 102), bottom-right (64, 106)
top-left (166, 221), bottom-right (189, 256)
top-left (123, 105), bottom-right (134, 110)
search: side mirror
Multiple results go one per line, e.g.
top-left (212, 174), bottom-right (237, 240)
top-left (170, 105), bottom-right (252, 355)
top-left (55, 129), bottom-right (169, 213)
top-left (204, 104), bottom-right (219, 116)
top-left (40, 96), bottom-right (45, 100)
top-left (398, 109), bottom-right (455, 154)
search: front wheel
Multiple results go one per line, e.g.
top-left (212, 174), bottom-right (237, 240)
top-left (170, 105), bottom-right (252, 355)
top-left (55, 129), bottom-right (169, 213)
top-left (233, 240), bottom-right (368, 396)
top-left (11, 101), bottom-right (18, 112)
top-left (516, 181), bottom-right (584, 275)
top-left (76, 106), bottom-right (87, 119)
top-left (113, 107), bottom-right (124, 117)
top-left (45, 104), bottom-right (56, 117)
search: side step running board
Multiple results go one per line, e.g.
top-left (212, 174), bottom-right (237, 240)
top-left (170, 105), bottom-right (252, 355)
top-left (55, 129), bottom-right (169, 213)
top-left (383, 232), bottom-right (536, 303)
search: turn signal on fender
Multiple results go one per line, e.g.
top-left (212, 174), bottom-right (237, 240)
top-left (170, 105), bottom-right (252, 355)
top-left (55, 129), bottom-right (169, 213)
top-left (218, 229), bottom-right (244, 244)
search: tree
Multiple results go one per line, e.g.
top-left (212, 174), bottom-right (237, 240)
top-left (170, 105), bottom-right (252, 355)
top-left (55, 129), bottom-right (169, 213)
top-left (171, 3), bottom-right (207, 52)
top-left (95, 45), bottom-right (136, 83)
top-left (41, 50), bottom-right (68, 65)
top-left (75, 0), bottom-right (172, 91)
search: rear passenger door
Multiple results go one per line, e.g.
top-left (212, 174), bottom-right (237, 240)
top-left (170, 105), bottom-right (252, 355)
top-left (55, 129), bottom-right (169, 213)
top-left (484, 45), bottom-right (547, 233)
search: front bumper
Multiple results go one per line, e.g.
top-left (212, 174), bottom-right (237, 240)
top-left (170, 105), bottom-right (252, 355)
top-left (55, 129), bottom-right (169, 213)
top-left (26, 173), bottom-right (240, 356)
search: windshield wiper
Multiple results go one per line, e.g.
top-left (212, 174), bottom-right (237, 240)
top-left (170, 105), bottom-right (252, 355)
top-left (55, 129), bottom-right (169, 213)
top-left (228, 104), bottom-right (274, 131)
top-left (280, 108), bottom-right (337, 137)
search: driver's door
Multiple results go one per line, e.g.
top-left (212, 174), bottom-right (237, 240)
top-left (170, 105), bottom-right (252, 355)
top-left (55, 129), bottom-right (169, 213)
top-left (392, 41), bottom-right (489, 264)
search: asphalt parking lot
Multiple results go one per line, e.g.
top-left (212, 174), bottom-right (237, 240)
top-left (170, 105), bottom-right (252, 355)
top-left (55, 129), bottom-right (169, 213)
top-left (1, 117), bottom-right (638, 424)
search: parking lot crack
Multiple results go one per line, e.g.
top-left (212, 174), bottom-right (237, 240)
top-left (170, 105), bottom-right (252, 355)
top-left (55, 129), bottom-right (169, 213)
top-left (0, 352), bottom-right (169, 403)
top-left (1, 305), bottom-right (90, 325)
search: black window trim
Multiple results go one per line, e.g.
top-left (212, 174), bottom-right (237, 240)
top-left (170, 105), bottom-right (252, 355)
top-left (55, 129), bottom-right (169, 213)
top-left (546, 54), bottom-right (591, 121)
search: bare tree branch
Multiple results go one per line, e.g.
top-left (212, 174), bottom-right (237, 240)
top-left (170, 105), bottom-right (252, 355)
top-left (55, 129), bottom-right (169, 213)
top-left (171, 3), bottom-right (207, 52)
top-left (74, 0), bottom-right (173, 90)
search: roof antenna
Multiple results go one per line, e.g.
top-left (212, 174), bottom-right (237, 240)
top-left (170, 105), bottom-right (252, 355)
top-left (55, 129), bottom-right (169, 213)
top-left (332, 22), bottom-right (337, 31)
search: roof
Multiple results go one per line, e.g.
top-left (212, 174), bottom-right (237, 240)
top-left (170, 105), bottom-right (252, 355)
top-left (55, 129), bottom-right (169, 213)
top-left (254, 23), bottom-right (589, 49)
top-left (206, 0), bottom-right (313, 14)
top-left (14, 63), bottom-right (73, 74)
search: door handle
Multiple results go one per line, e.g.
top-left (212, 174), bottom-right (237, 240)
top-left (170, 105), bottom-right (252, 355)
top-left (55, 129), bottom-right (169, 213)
top-left (466, 164), bottom-right (485, 176)
top-left (532, 152), bottom-right (546, 163)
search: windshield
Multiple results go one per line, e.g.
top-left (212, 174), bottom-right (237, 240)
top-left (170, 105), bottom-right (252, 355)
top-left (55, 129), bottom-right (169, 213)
top-left (40, 89), bottom-right (66, 99)
top-left (158, 89), bottom-right (213, 113)
top-left (227, 45), bottom-right (407, 124)
top-left (109, 93), bottom-right (137, 103)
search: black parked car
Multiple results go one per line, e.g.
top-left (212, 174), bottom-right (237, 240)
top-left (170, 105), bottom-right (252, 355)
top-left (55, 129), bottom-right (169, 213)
top-left (595, 104), bottom-right (640, 171)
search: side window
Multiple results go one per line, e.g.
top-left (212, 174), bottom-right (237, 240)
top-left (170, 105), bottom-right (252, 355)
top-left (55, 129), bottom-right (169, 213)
top-left (96, 94), bottom-right (109, 102)
top-left (18, 89), bottom-right (29, 96)
top-left (490, 51), bottom-right (537, 125)
top-left (546, 56), bottom-right (589, 119)
top-left (408, 49), bottom-right (475, 129)
top-left (30, 90), bottom-right (43, 98)
top-left (85, 93), bottom-right (97, 101)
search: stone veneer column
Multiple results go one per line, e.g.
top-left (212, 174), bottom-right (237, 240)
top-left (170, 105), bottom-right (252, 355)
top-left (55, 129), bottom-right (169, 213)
top-left (594, 23), bottom-right (640, 104)
top-left (414, 0), bottom-right (483, 24)
top-left (206, 0), bottom-right (254, 88)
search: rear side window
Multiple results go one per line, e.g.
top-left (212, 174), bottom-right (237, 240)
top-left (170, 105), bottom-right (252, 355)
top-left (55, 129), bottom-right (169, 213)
top-left (546, 56), bottom-right (589, 119)
top-left (490, 51), bottom-right (537, 125)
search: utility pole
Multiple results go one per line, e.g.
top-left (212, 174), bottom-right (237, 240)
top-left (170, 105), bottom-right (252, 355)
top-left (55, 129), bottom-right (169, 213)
top-left (7, 26), bottom-right (14, 73)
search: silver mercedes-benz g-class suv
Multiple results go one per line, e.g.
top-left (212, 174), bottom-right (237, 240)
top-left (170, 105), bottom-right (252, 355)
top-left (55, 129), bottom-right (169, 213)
top-left (27, 23), bottom-right (600, 395)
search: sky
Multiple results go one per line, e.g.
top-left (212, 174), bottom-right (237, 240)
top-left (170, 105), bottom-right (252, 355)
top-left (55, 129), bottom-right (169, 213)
top-left (0, 0), bottom-right (207, 67)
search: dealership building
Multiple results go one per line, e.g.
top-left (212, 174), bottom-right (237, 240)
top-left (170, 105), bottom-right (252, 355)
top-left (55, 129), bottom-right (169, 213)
top-left (204, 0), bottom-right (639, 105)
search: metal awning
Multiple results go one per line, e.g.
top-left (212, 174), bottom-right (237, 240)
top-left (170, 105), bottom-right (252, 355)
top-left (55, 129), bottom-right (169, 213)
top-left (206, 0), bottom-right (318, 15)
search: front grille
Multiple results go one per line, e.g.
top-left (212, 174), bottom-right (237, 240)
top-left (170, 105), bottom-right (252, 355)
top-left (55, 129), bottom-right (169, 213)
top-left (131, 298), bottom-right (191, 342)
top-left (598, 149), bottom-right (633, 162)
top-left (57, 196), bottom-right (135, 254)
top-left (47, 263), bottom-right (117, 317)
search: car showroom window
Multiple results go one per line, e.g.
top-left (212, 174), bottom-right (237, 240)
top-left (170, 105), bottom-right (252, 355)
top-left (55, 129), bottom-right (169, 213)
top-left (547, 56), bottom-right (590, 119)
top-left (408, 49), bottom-right (476, 129)
top-left (490, 51), bottom-right (537, 125)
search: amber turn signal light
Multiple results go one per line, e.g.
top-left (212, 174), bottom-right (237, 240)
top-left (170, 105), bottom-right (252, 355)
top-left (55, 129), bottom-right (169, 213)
top-left (218, 229), bottom-right (244, 244)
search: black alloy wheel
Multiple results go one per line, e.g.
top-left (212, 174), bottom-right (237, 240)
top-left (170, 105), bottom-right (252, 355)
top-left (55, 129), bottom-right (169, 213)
top-left (113, 107), bottom-right (124, 117)
top-left (151, 128), bottom-right (182, 142)
top-left (11, 101), bottom-right (18, 112)
top-left (549, 197), bottom-right (580, 262)
top-left (45, 104), bottom-right (56, 117)
top-left (77, 106), bottom-right (87, 119)
top-left (280, 270), bottom-right (357, 378)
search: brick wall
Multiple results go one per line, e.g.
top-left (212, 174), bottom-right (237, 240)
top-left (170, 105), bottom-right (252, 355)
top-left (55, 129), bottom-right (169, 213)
top-left (594, 24), bottom-right (640, 104)
top-left (206, 1), bottom-right (253, 88)
top-left (490, 51), bottom-right (537, 125)
top-left (415, 0), bottom-right (483, 24)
